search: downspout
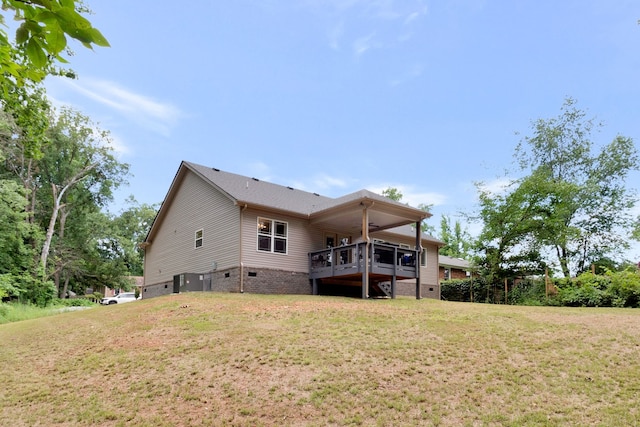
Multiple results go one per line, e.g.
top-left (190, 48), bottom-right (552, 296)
top-left (240, 204), bottom-right (248, 293)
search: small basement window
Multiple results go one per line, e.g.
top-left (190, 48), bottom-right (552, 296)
top-left (195, 229), bottom-right (203, 248)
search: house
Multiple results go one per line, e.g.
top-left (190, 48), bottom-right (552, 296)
top-left (439, 255), bottom-right (471, 280)
top-left (140, 161), bottom-right (444, 300)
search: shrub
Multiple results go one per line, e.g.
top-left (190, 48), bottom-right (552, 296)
top-left (553, 272), bottom-right (610, 307)
top-left (605, 269), bottom-right (640, 307)
top-left (508, 278), bottom-right (547, 306)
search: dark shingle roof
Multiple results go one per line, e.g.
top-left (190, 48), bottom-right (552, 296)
top-left (180, 161), bottom-right (442, 244)
top-left (439, 255), bottom-right (471, 269)
top-left (185, 161), bottom-right (332, 215)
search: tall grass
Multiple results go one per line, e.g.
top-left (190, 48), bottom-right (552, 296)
top-left (0, 299), bottom-right (96, 324)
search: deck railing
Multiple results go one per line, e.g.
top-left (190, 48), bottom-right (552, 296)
top-left (309, 242), bottom-right (418, 280)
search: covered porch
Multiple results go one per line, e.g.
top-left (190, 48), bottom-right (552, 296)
top-left (307, 190), bottom-right (429, 299)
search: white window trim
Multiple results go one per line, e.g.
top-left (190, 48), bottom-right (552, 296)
top-left (195, 229), bottom-right (203, 249)
top-left (257, 217), bottom-right (288, 254)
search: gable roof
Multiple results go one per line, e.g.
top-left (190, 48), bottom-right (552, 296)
top-left (186, 161), bottom-right (331, 216)
top-left (145, 161), bottom-right (443, 245)
top-left (439, 255), bottom-right (471, 270)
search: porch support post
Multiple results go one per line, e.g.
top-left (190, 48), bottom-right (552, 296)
top-left (361, 205), bottom-right (370, 299)
top-left (415, 221), bottom-right (422, 300)
top-left (312, 278), bottom-right (318, 295)
top-left (391, 276), bottom-right (396, 299)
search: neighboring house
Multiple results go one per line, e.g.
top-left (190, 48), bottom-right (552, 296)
top-left (141, 161), bottom-right (444, 300)
top-left (94, 276), bottom-right (144, 297)
top-left (439, 255), bottom-right (471, 281)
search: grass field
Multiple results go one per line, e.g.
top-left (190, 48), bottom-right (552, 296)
top-left (1, 293), bottom-right (639, 426)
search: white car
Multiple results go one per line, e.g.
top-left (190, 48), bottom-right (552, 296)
top-left (100, 292), bottom-right (139, 305)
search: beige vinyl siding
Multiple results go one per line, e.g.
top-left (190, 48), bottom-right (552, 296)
top-left (241, 208), bottom-right (317, 273)
top-left (144, 170), bottom-right (240, 286)
top-left (419, 242), bottom-right (440, 287)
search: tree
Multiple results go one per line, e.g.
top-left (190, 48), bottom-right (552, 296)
top-left (476, 99), bottom-right (639, 280)
top-left (0, 0), bottom-right (109, 89)
top-left (382, 187), bottom-right (403, 202)
top-left (438, 215), bottom-right (472, 258)
top-left (516, 98), bottom-right (639, 277)
top-left (473, 178), bottom-right (547, 286)
top-left (110, 196), bottom-right (159, 276)
top-left (37, 106), bottom-right (129, 284)
top-left (381, 187), bottom-right (435, 234)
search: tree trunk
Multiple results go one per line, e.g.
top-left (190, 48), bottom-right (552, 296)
top-left (556, 245), bottom-right (571, 278)
top-left (40, 183), bottom-right (61, 276)
top-left (55, 208), bottom-right (69, 297)
top-left (39, 163), bottom-right (97, 277)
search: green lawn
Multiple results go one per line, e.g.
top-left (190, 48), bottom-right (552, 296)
top-left (1, 293), bottom-right (639, 426)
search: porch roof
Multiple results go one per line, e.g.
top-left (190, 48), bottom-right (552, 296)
top-left (146, 161), bottom-right (437, 244)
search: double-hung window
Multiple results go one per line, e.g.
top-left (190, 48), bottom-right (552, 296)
top-left (195, 229), bottom-right (203, 248)
top-left (257, 217), bottom-right (288, 254)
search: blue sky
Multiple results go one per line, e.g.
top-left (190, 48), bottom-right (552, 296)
top-left (44, 1), bottom-right (640, 260)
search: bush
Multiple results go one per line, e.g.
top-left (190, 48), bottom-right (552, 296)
top-left (605, 269), bottom-right (640, 307)
top-left (553, 272), bottom-right (610, 307)
top-left (508, 278), bottom-right (547, 306)
top-left (441, 278), bottom-right (493, 303)
top-left (53, 298), bottom-right (97, 307)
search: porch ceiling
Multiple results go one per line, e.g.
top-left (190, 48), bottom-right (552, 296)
top-left (309, 199), bottom-right (427, 234)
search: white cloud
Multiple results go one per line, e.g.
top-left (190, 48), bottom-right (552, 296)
top-left (353, 32), bottom-right (376, 56)
top-left (390, 63), bottom-right (424, 87)
top-left (476, 177), bottom-right (513, 196)
top-left (368, 183), bottom-right (447, 208)
top-left (56, 77), bottom-right (184, 137)
top-left (313, 174), bottom-right (349, 190)
top-left (246, 161), bottom-right (274, 182)
top-left (328, 21), bottom-right (345, 50)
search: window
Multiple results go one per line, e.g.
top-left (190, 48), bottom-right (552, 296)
top-left (195, 229), bottom-right (203, 248)
top-left (421, 250), bottom-right (427, 267)
top-left (257, 217), bottom-right (288, 254)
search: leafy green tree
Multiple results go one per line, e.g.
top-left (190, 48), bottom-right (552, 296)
top-left (476, 99), bottom-right (639, 281)
top-left (37, 106), bottom-right (130, 288)
top-left (110, 197), bottom-right (158, 276)
top-left (0, 179), bottom-right (34, 275)
top-left (381, 187), bottom-right (435, 234)
top-left (473, 178), bottom-right (547, 286)
top-left (438, 215), bottom-right (472, 258)
top-left (0, 0), bottom-right (109, 88)
top-left (515, 98), bottom-right (639, 277)
top-left (382, 187), bottom-right (403, 202)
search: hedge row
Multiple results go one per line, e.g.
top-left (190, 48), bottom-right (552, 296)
top-left (441, 269), bottom-right (640, 308)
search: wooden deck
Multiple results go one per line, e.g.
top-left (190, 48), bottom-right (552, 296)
top-left (309, 242), bottom-right (419, 298)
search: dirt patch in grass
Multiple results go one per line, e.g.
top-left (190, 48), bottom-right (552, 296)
top-left (1, 293), bottom-right (640, 426)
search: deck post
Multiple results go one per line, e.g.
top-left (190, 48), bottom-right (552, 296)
top-left (415, 221), bottom-right (422, 300)
top-left (362, 205), bottom-right (370, 299)
top-left (391, 275), bottom-right (396, 299)
top-left (312, 278), bottom-right (318, 295)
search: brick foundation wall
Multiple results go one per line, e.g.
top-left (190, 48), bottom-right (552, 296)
top-left (211, 268), bottom-right (241, 292)
top-left (141, 281), bottom-right (173, 299)
top-left (242, 267), bottom-right (312, 295)
top-left (395, 281), bottom-right (440, 299)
